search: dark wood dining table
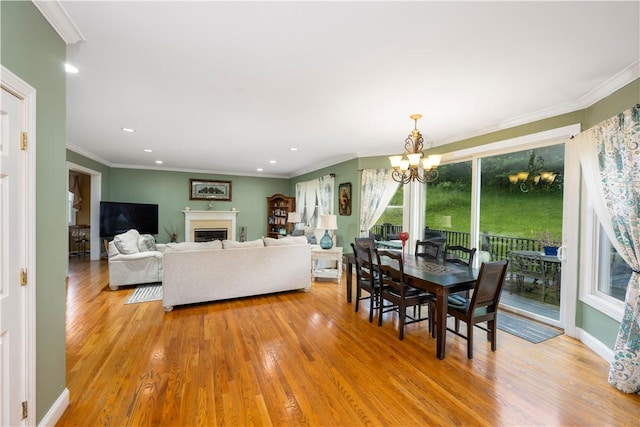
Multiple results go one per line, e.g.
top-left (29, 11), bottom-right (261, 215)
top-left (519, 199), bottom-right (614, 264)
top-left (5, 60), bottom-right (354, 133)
top-left (343, 252), bottom-right (477, 359)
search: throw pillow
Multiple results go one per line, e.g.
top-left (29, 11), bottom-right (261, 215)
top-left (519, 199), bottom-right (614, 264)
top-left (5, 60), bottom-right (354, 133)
top-left (222, 239), bottom-right (264, 249)
top-left (138, 234), bottom-right (157, 252)
top-left (113, 229), bottom-right (141, 254)
top-left (263, 236), bottom-right (308, 246)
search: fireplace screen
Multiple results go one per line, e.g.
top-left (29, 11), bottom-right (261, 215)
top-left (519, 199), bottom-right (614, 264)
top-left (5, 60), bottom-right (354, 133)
top-left (194, 228), bottom-right (228, 242)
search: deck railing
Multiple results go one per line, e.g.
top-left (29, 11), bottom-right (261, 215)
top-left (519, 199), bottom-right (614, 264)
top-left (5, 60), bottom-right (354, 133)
top-left (369, 225), bottom-right (541, 261)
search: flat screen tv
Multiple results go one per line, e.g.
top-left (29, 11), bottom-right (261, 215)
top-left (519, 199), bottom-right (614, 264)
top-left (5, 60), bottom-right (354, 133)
top-left (99, 201), bottom-right (159, 237)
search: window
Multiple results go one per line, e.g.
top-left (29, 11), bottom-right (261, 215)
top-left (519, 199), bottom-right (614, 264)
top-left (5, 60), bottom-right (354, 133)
top-left (375, 185), bottom-right (403, 226)
top-left (579, 188), bottom-right (630, 321)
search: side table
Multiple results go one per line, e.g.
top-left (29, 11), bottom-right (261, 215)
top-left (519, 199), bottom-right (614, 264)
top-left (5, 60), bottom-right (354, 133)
top-left (311, 245), bottom-right (343, 283)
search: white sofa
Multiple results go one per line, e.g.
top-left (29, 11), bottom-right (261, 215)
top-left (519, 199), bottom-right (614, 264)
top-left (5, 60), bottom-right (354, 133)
top-left (107, 229), bottom-right (165, 290)
top-left (162, 236), bottom-right (312, 311)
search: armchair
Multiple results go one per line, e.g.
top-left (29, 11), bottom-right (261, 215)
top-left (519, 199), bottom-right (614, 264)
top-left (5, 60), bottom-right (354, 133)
top-left (107, 229), bottom-right (164, 290)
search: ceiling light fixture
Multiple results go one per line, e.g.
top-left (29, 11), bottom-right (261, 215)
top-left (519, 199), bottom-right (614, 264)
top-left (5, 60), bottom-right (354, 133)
top-left (121, 127), bottom-right (135, 133)
top-left (257, 168), bottom-right (264, 172)
top-left (269, 160), bottom-right (276, 164)
top-left (64, 63), bottom-right (79, 73)
top-left (143, 149), bottom-right (152, 153)
top-left (155, 160), bottom-right (163, 164)
top-left (389, 114), bottom-right (441, 184)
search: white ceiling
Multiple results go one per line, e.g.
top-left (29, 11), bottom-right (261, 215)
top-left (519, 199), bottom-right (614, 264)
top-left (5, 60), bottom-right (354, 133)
top-left (56, 1), bottom-right (639, 178)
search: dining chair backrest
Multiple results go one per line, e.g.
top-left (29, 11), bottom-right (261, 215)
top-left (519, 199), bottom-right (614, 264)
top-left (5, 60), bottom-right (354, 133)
top-left (354, 237), bottom-right (376, 251)
top-left (375, 249), bottom-right (405, 296)
top-left (351, 242), bottom-right (376, 281)
top-left (415, 238), bottom-right (445, 263)
top-left (467, 260), bottom-right (509, 313)
top-left (445, 245), bottom-right (477, 267)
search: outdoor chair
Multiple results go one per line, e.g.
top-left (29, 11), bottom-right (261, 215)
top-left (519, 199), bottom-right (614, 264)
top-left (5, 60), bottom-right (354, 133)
top-left (445, 260), bottom-right (509, 359)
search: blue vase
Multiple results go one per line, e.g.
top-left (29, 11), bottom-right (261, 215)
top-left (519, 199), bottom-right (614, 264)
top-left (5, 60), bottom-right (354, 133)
top-left (320, 230), bottom-right (333, 249)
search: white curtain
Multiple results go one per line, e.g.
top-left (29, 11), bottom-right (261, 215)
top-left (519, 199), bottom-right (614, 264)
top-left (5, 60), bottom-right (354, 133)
top-left (575, 104), bottom-right (640, 394)
top-left (359, 169), bottom-right (400, 237)
top-left (295, 175), bottom-right (334, 228)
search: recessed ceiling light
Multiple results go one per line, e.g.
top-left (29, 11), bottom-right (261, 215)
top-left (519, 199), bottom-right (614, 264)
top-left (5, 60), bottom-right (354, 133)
top-left (256, 168), bottom-right (264, 172)
top-left (290, 147), bottom-right (298, 151)
top-left (269, 160), bottom-right (276, 164)
top-left (143, 149), bottom-right (152, 153)
top-left (121, 127), bottom-right (136, 133)
top-left (155, 160), bottom-right (163, 164)
top-left (64, 63), bottom-right (79, 73)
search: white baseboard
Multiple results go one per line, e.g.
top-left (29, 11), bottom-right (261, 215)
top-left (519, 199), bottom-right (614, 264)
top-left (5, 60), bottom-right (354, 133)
top-left (576, 327), bottom-right (614, 362)
top-left (38, 388), bottom-right (69, 427)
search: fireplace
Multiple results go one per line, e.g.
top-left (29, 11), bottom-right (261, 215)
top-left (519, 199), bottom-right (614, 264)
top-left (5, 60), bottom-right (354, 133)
top-left (183, 210), bottom-right (239, 242)
top-left (194, 228), bottom-right (228, 242)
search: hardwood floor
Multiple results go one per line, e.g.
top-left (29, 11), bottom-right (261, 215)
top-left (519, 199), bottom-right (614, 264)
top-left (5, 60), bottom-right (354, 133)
top-left (57, 258), bottom-right (638, 426)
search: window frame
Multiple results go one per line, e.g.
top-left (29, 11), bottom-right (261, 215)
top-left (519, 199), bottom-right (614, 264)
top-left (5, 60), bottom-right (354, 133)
top-left (578, 180), bottom-right (626, 322)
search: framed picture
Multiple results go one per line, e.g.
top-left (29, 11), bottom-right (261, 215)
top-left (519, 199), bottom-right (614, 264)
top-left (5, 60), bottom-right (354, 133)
top-left (189, 179), bottom-right (232, 201)
top-left (338, 182), bottom-right (352, 216)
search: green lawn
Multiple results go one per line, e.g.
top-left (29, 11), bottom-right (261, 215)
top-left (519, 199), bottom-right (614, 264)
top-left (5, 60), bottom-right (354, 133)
top-left (378, 186), bottom-right (563, 242)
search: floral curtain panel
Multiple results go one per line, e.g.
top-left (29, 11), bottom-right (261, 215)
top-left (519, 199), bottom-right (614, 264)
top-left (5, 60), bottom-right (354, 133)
top-left (576, 104), bottom-right (640, 394)
top-left (359, 169), bottom-right (400, 237)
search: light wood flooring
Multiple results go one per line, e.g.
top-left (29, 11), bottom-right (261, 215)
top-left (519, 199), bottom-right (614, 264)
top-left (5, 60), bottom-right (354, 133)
top-left (57, 258), bottom-right (639, 426)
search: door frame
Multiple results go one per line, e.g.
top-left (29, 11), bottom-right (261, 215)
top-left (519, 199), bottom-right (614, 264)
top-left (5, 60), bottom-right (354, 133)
top-left (428, 123), bottom-right (581, 332)
top-left (66, 162), bottom-right (102, 260)
top-left (2, 65), bottom-right (37, 425)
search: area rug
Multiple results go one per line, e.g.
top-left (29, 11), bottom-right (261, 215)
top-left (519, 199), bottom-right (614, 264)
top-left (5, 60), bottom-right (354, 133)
top-left (126, 283), bottom-right (162, 304)
top-left (497, 311), bottom-right (562, 343)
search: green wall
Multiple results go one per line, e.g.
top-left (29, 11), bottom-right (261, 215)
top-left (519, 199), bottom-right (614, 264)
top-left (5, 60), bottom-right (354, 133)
top-left (1, 1), bottom-right (67, 423)
top-left (108, 169), bottom-right (290, 242)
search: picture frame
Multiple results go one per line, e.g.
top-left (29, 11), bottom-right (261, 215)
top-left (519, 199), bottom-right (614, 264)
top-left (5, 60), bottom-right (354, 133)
top-left (189, 179), bottom-right (232, 201)
top-left (338, 182), bottom-right (352, 216)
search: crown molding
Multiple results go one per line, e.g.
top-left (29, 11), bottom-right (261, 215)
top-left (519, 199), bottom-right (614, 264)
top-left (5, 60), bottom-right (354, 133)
top-left (32, 0), bottom-right (85, 44)
top-left (66, 143), bottom-right (113, 167)
top-left (497, 60), bottom-right (640, 130)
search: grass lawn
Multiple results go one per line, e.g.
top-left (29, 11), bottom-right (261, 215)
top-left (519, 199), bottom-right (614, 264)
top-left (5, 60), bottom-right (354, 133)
top-left (379, 187), bottom-right (563, 241)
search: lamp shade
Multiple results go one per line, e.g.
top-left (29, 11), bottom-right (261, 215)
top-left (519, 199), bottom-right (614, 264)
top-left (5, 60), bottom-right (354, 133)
top-left (287, 212), bottom-right (302, 223)
top-left (317, 214), bottom-right (337, 230)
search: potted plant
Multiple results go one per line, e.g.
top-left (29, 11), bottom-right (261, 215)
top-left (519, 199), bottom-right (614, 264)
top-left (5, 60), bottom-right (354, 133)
top-left (537, 230), bottom-right (560, 256)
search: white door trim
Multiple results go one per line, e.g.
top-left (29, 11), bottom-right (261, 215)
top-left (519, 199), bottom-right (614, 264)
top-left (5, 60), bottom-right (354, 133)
top-left (1, 65), bottom-right (37, 425)
top-left (66, 162), bottom-right (102, 260)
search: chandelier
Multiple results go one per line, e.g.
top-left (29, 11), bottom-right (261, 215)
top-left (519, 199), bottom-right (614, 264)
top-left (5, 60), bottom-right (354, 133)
top-left (508, 171), bottom-right (558, 193)
top-left (389, 114), bottom-right (442, 184)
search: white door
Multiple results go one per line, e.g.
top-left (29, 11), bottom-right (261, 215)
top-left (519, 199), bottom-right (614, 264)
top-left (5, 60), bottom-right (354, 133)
top-left (0, 86), bottom-right (28, 425)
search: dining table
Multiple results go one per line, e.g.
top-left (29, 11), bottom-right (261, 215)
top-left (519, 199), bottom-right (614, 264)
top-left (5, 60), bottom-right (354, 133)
top-left (343, 251), bottom-right (477, 359)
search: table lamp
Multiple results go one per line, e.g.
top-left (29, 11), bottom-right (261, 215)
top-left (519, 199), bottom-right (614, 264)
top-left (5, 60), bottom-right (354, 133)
top-left (317, 214), bottom-right (337, 249)
top-left (287, 211), bottom-right (302, 235)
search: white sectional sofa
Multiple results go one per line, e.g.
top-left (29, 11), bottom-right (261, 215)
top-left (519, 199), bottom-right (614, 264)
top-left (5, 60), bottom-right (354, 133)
top-left (162, 236), bottom-right (312, 311)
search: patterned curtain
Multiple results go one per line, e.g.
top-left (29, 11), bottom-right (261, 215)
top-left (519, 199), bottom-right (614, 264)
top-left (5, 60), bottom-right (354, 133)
top-left (576, 104), bottom-right (640, 394)
top-left (359, 169), bottom-right (400, 237)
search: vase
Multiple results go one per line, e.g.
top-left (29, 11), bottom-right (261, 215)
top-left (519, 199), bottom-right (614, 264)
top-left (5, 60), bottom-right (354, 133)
top-left (543, 246), bottom-right (558, 256)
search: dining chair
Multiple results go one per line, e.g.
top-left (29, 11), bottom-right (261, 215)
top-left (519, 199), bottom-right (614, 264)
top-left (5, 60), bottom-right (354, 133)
top-left (375, 249), bottom-right (434, 340)
top-left (415, 238), bottom-right (445, 263)
top-left (354, 237), bottom-right (376, 251)
top-left (444, 244), bottom-right (477, 268)
top-left (445, 260), bottom-right (509, 359)
top-left (351, 242), bottom-right (383, 323)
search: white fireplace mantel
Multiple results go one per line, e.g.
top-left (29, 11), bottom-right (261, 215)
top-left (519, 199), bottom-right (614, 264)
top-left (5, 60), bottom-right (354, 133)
top-left (183, 210), bottom-right (238, 242)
